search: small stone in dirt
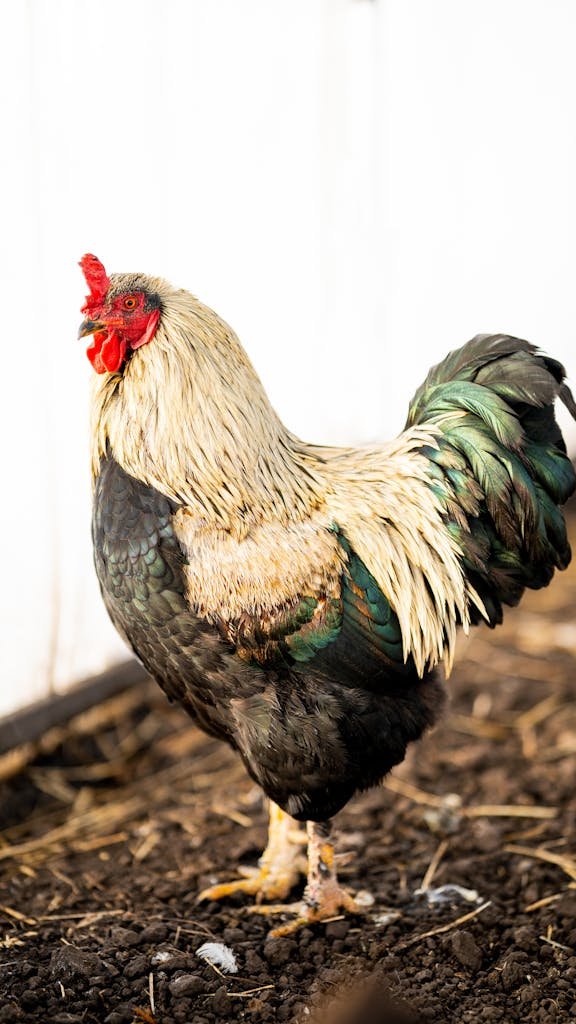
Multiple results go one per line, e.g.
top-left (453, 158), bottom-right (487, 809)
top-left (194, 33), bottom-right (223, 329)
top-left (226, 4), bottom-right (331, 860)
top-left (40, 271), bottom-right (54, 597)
top-left (172, 999), bottom-right (193, 1022)
top-left (325, 919), bottom-right (350, 939)
top-left (152, 953), bottom-right (191, 974)
top-left (50, 945), bottom-right (105, 980)
top-left (154, 881), bottom-right (179, 899)
top-left (513, 925), bottom-right (537, 951)
top-left (451, 930), bottom-right (482, 971)
top-left (519, 984), bottom-right (541, 1004)
top-left (485, 970), bottom-right (501, 990)
top-left (171, 956), bottom-right (195, 975)
top-left (0, 1008), bottom-right (24, 1023)
top-left (501, 956), bottom-right (529, 991)
top-left (103, 1006), bottom-right (134, 1024)
top-left (169, 973), bottom-right (208, 997)
top-left (123, 954), bottom-right (150, 978)
top-left (263, 938), bottom-right (298, 967)
top-left (108, 926), bottom-right (141, 947)
top-left (211, 985), bottom-right (233, 1017)
top-left (139, 923), bottom-right (169, 943)
top-left (243, 949), bottom-right (267, 974)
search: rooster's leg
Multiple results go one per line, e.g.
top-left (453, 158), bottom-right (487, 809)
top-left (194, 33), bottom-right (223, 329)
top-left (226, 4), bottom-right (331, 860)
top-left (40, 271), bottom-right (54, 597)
top-left (198, 801), bottom-right (306, 904)
top-left (250, 819), bottom-right (364, 936)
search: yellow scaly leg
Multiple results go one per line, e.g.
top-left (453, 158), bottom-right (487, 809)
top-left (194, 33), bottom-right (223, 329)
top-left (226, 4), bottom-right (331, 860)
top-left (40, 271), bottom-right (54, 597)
top-left (250, 820), bottom-right (365, 937)
top-left (198, 801), bottom-right (306, 904)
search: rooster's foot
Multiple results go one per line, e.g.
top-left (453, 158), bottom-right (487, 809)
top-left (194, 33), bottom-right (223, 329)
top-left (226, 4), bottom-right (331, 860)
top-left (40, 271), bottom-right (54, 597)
top-left (249, 878), bottom-right (364, 937)
top-left (198, 861), bottom-right (305, 904)
top-left (252, 819), bottom-right (367, 936)
top-left (198, 801), bottom-right (305, 904)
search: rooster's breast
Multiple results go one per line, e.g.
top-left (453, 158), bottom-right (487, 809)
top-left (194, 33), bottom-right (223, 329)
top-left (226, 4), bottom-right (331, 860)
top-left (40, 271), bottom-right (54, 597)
top-left (92, 455), bottom-right (251, 743)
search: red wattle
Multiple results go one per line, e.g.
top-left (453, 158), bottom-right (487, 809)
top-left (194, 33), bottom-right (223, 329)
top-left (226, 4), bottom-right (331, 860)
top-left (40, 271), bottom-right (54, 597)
top-left (101, 331), bottom-right (126, 372)
top-left (86, 330), bottom-right (127, 374)
top-left (86, 331), bottom-right (107, 373)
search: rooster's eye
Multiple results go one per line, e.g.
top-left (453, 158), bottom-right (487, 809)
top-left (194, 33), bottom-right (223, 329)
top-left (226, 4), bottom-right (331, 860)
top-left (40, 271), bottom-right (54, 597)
top-left (123, 296), bottom-right (137, 310)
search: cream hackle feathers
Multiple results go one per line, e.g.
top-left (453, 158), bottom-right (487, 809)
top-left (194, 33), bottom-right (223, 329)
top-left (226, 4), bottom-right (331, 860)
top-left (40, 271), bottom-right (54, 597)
top-left (91, 272), bottom-right (481, 677)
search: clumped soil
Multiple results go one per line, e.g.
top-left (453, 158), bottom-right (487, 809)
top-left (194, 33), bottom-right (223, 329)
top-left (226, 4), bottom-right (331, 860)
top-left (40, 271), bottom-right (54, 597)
top-left (1, 529), bottom-right (576, 1023)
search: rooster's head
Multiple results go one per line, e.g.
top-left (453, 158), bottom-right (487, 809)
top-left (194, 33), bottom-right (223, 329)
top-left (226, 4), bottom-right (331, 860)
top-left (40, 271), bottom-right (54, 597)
top-left (78, 254), bottom-right (161, 374)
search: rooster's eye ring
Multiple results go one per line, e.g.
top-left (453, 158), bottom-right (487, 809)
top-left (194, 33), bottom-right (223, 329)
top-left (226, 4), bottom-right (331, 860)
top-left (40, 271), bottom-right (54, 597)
top-left (123, 296), bottom-right (137, 310)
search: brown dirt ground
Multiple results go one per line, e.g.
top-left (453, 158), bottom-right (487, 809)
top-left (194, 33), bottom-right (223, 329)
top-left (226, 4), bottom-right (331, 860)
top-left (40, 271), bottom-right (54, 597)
top-left (1, 523), bottom-right (576, 1024)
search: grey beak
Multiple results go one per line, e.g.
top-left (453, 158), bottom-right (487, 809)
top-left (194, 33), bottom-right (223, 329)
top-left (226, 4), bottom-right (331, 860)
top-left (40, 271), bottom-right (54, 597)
top-left (78, 318), bottom-right (106, 339)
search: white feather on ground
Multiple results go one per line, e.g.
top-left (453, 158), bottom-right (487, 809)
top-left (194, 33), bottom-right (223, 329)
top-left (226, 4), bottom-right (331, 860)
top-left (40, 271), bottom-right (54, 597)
top-left (195, 941), bottom-right (239, 974)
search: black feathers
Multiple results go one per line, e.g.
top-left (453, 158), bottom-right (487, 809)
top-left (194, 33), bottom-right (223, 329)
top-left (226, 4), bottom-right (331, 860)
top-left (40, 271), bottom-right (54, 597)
top-left (407, 334), bottom-right (575, 625)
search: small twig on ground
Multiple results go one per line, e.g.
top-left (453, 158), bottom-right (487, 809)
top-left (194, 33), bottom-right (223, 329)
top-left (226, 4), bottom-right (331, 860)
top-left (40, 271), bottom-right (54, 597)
top-left (0, 797), bottom-right (145, 863)
top-left (228, 984), bottom-right (275, 998)
top-left (524, 892), bottom-right (565, 912)
top-left (539, 934), bottom-right (573, 953)
top-left (506, 822), bottom-right (553, 843)
top-left (72, 832), bottom-right (129, 852)
top-left (0, 905), bottom-right (37, 926)
top-left (397, 901), bottom-right (492, 949)
top-left (132, 831), bottom-right (161, 863)
top-left (202, 958), bottom-right (226, 979)
top-left (449, 714), bottom-right (510, 740)
top-left (38, 910), bottom-right (126, 925)
top-left (419, 839), bottom-right (449, 891)
top-left (515, 695), bottom-right (560, 731)
top-left (385, 777), bottom-right (557, 822)
top-left (463, 805), bottom-right (557, 820)
top-left (211, 803), bottom-right (253, 828)
top-left (384, 778), bottom-right (446, 808)
top-left (505, 844), bottom-right (576, 882)
top-left (49, 868), bottom-right (78, 895)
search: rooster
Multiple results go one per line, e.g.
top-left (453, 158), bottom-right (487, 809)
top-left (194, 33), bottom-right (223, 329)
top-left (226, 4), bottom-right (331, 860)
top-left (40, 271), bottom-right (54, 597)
top-left (80, 254), bottom-right (576, 934)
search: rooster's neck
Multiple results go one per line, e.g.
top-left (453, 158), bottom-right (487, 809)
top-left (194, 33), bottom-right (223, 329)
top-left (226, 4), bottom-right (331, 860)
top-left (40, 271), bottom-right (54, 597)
top-left (90, 290), bottom-right (326, 532)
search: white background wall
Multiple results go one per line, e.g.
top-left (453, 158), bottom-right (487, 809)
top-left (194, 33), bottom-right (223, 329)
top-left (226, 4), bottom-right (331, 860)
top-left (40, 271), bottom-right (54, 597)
top-left (1, 0), bottom-right (575, 717)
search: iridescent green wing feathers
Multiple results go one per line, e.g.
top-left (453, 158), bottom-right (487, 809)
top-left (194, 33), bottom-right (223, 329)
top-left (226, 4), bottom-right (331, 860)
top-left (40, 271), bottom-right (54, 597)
top-left (226, 531), bottom-right (410, 682)
top-left (322, 533), bottom-right (411, 680)
top-left (406, 334), bottom-right (576, 625)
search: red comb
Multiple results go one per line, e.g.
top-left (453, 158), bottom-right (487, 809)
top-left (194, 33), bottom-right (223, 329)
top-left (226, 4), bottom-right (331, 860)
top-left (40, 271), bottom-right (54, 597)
top-left (80, 253), bottom-right (110, 313)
